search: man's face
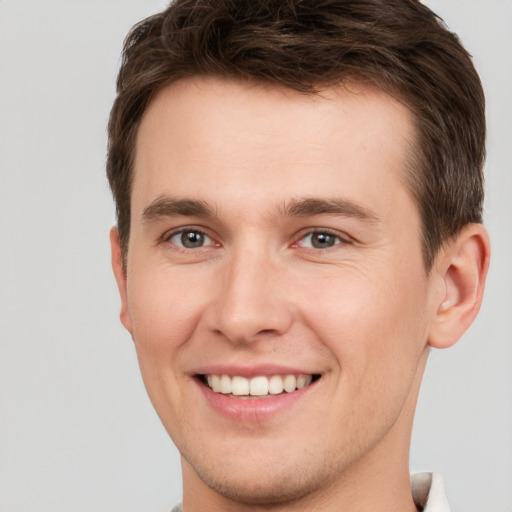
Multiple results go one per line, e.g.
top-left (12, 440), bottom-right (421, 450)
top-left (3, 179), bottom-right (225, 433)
top-left (114, 77), bottom-right (442, 504)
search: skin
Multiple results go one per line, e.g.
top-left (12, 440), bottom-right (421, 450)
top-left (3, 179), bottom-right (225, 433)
top-left (111, 77), bottom-right (490, 511)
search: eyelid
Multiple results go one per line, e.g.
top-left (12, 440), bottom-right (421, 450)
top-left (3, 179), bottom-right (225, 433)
top-left (293, 227), bottom-right (352, 248)
top-left (162, 226), bottom-right (218, 249)
top-left (159, 225), bottom-right (352, 250)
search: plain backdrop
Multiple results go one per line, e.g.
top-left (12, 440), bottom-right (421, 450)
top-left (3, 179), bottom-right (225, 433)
top-left (0, 1), bottom-right (511, 511)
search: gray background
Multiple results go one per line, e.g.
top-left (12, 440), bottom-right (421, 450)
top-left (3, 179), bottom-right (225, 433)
top-left (0, 1), bottom-right (510, 510)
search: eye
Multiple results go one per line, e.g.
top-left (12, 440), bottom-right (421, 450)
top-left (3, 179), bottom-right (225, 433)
top-left (298, 231), bottom-right (344, 249)
top-left (167, 229), bottom-right (214, 249)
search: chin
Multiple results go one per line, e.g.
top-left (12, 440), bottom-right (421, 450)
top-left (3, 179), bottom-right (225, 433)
top-left (182, 444), bottom-right (340, 507)
top-left (193, 465), bottom-right (317, 505)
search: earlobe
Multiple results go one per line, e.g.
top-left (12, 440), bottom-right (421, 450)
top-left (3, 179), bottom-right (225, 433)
top-left (110, 226), bottom-right (133, 334)
top-left (428, 224), bottom-right (490, 349)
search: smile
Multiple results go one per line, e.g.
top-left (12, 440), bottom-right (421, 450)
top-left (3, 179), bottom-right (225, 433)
top-left (202, 374), bottom-right (318, 397)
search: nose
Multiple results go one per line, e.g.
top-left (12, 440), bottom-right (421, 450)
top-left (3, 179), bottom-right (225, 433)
top-left (207, 249), bottom-right (294, 345)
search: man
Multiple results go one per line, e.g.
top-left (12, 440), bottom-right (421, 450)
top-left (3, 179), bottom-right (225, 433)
top-left (107, 1), bottom-right (490, 510)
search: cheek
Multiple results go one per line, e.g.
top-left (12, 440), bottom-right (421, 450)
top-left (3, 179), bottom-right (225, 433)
top-left (296, 265), bottom-right (431, 443)
top-left (126, 265), bottom-right (210, 355)
top-left (297, 262), bottom-right (430, 374)
top-left (125, 266), bottom-right (212, 426)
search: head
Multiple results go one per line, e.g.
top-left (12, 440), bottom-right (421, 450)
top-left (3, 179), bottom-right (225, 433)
top-left (107, 0), bottom-right (489, 508)
top-left (107, 0), bottom-right (486, 273)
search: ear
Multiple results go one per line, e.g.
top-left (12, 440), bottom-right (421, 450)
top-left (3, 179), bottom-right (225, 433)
top-left (110, 226), bottom-right (133, 334)
top-left (428, 224), bottom-right (490, 349)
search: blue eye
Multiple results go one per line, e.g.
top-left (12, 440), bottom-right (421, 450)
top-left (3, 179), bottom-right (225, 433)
top-left (168, 229), bottom-right (213, 249)
top-left (300, 231), bottom-right (342, 249)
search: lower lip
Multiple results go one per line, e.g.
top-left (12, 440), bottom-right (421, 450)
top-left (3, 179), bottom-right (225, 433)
top-left (196, 378), bottom-right (317, 422)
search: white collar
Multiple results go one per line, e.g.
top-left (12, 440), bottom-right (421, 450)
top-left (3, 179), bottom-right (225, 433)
top-left (411, 473), bottom-right (451, 512)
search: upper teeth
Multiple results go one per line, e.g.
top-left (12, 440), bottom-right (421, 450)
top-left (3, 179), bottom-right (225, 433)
top-left (206, 374), bottom-right (313, 396)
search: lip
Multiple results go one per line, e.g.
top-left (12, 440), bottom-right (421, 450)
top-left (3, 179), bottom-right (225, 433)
top-left (192, 364), bottom-right (318, 378)
top-left (192, 366), bottom-right (321, 422)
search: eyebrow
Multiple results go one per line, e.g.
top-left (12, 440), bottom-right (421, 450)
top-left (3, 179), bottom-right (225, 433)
top-left (142, 196), bottom-right (215, 223)
top-left (281, 197), bottom-right (380, 223)
top-left (141, 196), bottom-right (380, 224)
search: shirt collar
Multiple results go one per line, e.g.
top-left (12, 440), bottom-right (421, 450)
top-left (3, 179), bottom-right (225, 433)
top-left (411, 473), bottom-right (451, 512)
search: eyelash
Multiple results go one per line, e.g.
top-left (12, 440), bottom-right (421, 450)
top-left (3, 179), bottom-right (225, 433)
top-left (294, 228), bottom-right (349, 250)
top-left (162, 227), bottom-right (351, 251)
top-left (163, 227), bottom-right (217, 250)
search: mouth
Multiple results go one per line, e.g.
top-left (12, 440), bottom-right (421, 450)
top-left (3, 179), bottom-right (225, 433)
top-left (198, 373), bottom-right (321, 398)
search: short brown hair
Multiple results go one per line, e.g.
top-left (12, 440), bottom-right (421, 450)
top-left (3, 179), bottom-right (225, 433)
top-left (107, 0), bottom-right (485, 270)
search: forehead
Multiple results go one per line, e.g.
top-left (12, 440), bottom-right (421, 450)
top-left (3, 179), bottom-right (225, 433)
top-left (132, 77), bottom-right (416, 221)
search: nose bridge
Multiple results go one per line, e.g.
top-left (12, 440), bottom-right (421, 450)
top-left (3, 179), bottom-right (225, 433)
top-left (211, 240), bottom-right (292, 343)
